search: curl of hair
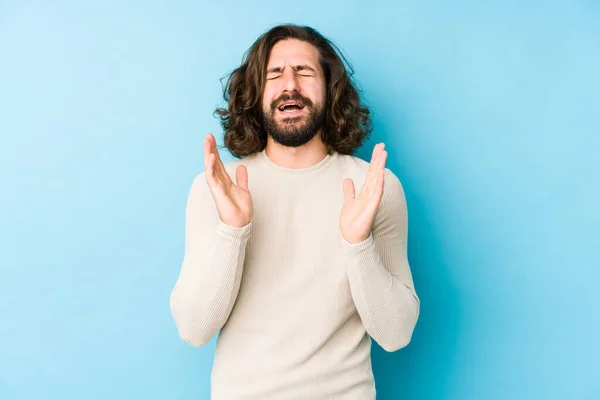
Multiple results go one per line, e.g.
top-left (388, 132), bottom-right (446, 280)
top-left (215, 24), bottom-right (373, 158)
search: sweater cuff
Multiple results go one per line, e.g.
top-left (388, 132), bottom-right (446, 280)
top-left (341, 232), bottom-right (374, 254)
top-left (216, 219), bottom-right (252, 241)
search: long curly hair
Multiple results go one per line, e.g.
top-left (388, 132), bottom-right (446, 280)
top-left (215, 24), bottom-right (373, 158)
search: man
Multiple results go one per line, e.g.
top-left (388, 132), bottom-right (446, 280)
top-left (170, 24), bottom-right (420, 399)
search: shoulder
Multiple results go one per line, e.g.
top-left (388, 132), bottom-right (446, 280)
top-left (334, 152), bottom-right (370, 174)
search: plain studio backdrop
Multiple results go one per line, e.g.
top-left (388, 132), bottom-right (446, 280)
top-left (1, 1), bottom-right (598, 399)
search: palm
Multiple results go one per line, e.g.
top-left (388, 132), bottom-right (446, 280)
top-left (210, 176), bottom-right (253, 225)
top-left (204, 133), bottom-right (253, 227)
top-left (340, 192), bottom-right (379, 237)
top-left (340, 143), bottom-right (387, 244)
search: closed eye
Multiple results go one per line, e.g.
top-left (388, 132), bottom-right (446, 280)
top-left (294, 65), bottom-right (316, 75)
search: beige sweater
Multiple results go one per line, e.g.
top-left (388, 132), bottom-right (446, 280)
top-left (169, 148), bottom-right (420, 399)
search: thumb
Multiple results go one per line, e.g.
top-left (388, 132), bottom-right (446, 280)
top-left (236, 165), bottom-right (249, 190)
top-left (343, 178), bottom-right (355, 201)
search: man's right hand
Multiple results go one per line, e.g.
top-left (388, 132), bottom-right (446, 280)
top-left (203, 133), bottom-right (253, 227)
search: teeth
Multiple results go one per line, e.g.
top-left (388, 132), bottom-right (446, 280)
top-left (279, 102), bottom-right (302, 111)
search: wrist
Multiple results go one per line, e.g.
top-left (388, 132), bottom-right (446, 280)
top-left (342, 233), bottom-right (370, 245)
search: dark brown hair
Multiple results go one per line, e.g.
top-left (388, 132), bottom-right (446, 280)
top-left (215, 24), bottom-right (373, 158)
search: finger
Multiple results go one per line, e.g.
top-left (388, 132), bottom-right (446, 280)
top-left (236, 165), bottom-right (249, 191)
top-left (372, 167), bottom-right (385, 201)
top-left (208, 133), bottom-right (232, 186)
top-left (366, 143), bottom-right (381, 178)
top-left (370, 143), bottom-right (383, 164)
top-left (361, 143), bottom-right (384, 196)
top-left (343, 178), bottom-right (355, 201)
top-left (216, 163), bottom-right (232, 188)
top-left (370, 143), bottom-right (379, 161)
top-left (204, 137), bottom-right (221, 187)
top-left (204, 136), bottom-right (211, 170)
top-left (366, 168), bottom-right (385, 213)
top-left (379, 148), bottom-right (387, 168)
top-left (205, 153), bottom-right (218, 189)
top-left (204, 135), bottom-right (222, 179)
top-left (209, 133), bottom-right (226, 173)
top-left (369, 150), bottom-right (387, 197)
top-left (206, 133), bottom-right (218, 167)
top-left (215, 145), bottom-right (232, 185)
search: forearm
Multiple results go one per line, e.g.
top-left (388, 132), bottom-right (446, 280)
top-left (170, 220), bottom-right (251, 347)
top-left (343, 233), bottom-right (420, 352)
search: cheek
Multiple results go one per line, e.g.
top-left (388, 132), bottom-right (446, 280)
top-left (262, 86), bottom-right (277, 110)
top-left (305, 81), bottom-right (326, 105)
top-left (317, 86), bottom-right (326, 104)
top-left (318, 80), bottom-right (327, 102)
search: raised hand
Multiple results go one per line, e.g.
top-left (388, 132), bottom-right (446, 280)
top-left (204, 133), bottom-right (253, 227)
top-left (340, 143), bottom-right (388, 244)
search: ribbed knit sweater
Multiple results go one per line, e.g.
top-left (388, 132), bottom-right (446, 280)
top-left (169, 148), bottom-right (420, 399)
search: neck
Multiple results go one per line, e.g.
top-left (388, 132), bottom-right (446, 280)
top-left (265, 131), bottom-right (329, 169)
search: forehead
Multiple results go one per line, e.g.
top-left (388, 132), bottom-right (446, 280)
top-left (267, 39), bottom-right (321, 68)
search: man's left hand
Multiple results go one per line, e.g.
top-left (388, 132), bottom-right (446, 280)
top-left (340, 143), bottom-right (388, 245)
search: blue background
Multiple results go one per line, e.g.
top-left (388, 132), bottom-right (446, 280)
top-left (1, 0), bottom-right (598, 399)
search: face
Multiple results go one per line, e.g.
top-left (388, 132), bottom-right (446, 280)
top-left (262, 39), bottom-right (327, 147)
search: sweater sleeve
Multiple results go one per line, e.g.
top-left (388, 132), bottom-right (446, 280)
top-left (341, 169), bottom-right (420, 352)
top-left (169, 173), bottom-right (252, 347)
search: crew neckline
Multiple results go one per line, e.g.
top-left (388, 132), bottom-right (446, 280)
top-left (259, 149), bottom-right (335, 175)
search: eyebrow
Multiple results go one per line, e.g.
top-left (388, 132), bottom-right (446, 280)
top-left (266, 64), bottom-right (316, 74)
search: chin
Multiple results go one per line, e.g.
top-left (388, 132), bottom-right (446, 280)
top-left (278, 121), bottom-right (309, 133)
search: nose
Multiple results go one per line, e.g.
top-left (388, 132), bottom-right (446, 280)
top-left (281, 69), bottom-right (300, 93)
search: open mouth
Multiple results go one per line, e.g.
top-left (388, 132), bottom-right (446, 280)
top-left (277, 101), bottom-right (306, 114)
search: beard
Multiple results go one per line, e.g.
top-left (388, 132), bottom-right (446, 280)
top-left (262, 93), bottom-right (326, 148)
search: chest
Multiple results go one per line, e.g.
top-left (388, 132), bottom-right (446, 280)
top-left (237, 179), bottom-right (352, 312)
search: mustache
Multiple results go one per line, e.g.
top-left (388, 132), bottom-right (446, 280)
top-left (269, 93), bottom-right (314, 112)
